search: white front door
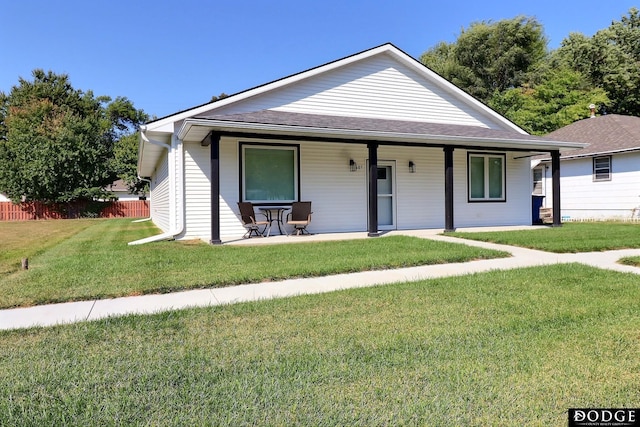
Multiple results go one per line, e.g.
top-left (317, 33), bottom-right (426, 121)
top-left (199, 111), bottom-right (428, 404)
top-left (377, 161), bottom-right (396, 230)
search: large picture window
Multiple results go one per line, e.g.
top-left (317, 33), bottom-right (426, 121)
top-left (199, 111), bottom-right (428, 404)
top-left (241, 144), bottom-right (299, 203)
top-left (468, 153), bottom-right (506, 202)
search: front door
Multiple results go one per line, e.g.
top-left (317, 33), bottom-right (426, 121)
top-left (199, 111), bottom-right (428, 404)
top-left (377, 162), bottom-right (396, 230)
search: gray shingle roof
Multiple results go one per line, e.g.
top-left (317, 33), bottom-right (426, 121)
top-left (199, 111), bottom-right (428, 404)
top-left (197, 110), bottom-right (573, 145)
top-left (544, 114), bottom-right (640, 158)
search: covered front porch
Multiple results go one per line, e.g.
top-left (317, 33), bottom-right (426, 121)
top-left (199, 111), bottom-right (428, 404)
top-left (189, 111), bottom-right (570, 244)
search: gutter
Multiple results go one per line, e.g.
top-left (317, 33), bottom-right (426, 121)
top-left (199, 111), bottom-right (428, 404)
top-left (128, 130), bottom-right (185, 245)
top-left (537, 146), bottom-right (640, 162)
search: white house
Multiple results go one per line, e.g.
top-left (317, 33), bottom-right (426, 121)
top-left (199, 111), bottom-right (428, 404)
top-left (103, 179), bottom-right (146, 201)
top-left (534, 114), bottom-right (640, 221)
top-left (135, 43), bottom-right (583, 244)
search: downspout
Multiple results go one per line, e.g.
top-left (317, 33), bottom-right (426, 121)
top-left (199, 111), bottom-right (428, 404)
top-left (131, 175), bottom-right (152, 223)
top-left (128, 130), bottom-right (185, 245)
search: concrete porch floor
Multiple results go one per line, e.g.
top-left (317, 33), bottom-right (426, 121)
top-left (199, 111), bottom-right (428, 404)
top-left (223, 225), bottom-right (550, 245)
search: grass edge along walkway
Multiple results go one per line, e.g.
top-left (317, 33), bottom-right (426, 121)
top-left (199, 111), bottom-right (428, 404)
top-left (1, 263), bottom-right (638, 426)
top-left (0, 219), bottom-right (509, 309)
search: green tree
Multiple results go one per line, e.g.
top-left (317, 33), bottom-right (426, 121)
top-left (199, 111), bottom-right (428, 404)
top-left (0, 70), bottom-right (147, 203)
top-left (553, 8), bottom-right (640, 115)
top-left (421, 16), bottom-right (547, 103)
top-left (107, 97), bottom-right (149, 194)
top-left (489, 67), bottom-right (609, 134)
top-left (112, 132), bottom-right (147, 194)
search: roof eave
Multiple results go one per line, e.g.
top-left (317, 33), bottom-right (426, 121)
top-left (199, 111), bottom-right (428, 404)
top-left (538, 146), bottom-right (640, 162)
top-left (178, 119), bottom-right (587, 152)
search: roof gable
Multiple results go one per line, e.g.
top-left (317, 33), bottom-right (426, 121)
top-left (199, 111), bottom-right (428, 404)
top-left (145, 43), bottom-right (524, 134)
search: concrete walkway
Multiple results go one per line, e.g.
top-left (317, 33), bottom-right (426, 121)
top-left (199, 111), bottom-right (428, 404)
top-left (2, 228), bottom-right (640, 331)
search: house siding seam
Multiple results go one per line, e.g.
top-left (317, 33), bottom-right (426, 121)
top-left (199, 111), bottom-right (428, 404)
top-left (206, 54), bottom-right (502, 130)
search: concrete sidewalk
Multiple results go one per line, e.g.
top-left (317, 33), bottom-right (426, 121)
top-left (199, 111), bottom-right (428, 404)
top-left (2, 230), bottom-right (640, 331)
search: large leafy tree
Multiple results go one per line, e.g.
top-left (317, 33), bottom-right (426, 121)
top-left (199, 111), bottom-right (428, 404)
top-left (489, 67), bottom-right (609, 134)
top-left (553, 8), bottom-right (640, 116)
top-left (108, 97), bottom-right (149, 194)
top-left (421, 16), bottom-right (547, 104)
top-left (0, 70), bottom-right (147, 203)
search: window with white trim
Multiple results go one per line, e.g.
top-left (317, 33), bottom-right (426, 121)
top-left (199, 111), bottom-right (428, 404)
top-left (468, 153), bottom-right (506, 201)
top-left (241, 144), bottom-right (298, 203)
top-left (532, 167), bottom-right (543, 195)
top-left (593, 156), bottom-right (611, 181)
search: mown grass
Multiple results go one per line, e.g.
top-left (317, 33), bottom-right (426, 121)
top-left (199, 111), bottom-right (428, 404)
top-left (1, 263), bottom-right (638, 426)
top-left (448, 222), bottom-right (640, 253)
top-left (0, 219), bottom-right (97, 275)
top-left (0, 219), bottom-right (507, 309)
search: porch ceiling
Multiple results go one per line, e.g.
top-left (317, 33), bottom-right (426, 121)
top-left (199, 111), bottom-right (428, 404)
top-left (178, 110), bottom-right (587, 152)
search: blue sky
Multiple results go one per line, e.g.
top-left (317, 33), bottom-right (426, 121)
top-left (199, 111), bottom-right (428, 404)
top-left (1, 0), bottom-right (637, 119)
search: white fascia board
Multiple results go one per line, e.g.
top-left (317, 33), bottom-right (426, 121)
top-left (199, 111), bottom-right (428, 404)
top-left (562, 147), bottom-right (640, 160)
top-left (178, 118), bottom-right (587, 152)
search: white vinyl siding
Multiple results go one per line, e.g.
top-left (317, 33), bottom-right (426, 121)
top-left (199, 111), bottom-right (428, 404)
top-left (149, 150), bottom-right (170, 233)
top-left (468, 153), bottom-right (506, 201)
top-left (220, 139), bottom-right (248, 238)
top-left (544, 152), bottom-right (640, 220)
top-left (181, 142), bottom-right (211, 240)
top-left (295, 142), bottom-right (368, 233)
top-left (208, 54), bottom-right (502, 129)
top-left (456, 151), bottom-right (531, 227)
top-left (379, 146), bottom-right (444, 229)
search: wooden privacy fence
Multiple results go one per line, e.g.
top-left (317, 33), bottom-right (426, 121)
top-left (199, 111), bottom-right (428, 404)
top-left (0, 201), bottom-right (149, 221)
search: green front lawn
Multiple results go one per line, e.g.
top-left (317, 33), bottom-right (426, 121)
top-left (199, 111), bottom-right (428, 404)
top-left (448, 222), bottom-right (640, 252)
top-left (0, 219), bottom-right (507, 309)
top-left (1, 263), bottom-right (638, 426)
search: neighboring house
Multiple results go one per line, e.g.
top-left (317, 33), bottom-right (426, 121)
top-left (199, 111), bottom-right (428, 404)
top-left (103, 179), bottom-right (146, 201)
top-left (533, 114), bottom-right (640, 221)
top-left (0, 194), bottom-right (10, 202)
top-left (135, 43), bottom-right (583, 244)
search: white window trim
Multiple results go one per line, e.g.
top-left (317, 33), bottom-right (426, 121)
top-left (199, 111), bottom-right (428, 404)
top-left (532, 167), bottom-right (543, 195)
top-left (468, 153), bottom-right (506, 202)
top-left (593, 156), bottom-right (611, 182)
